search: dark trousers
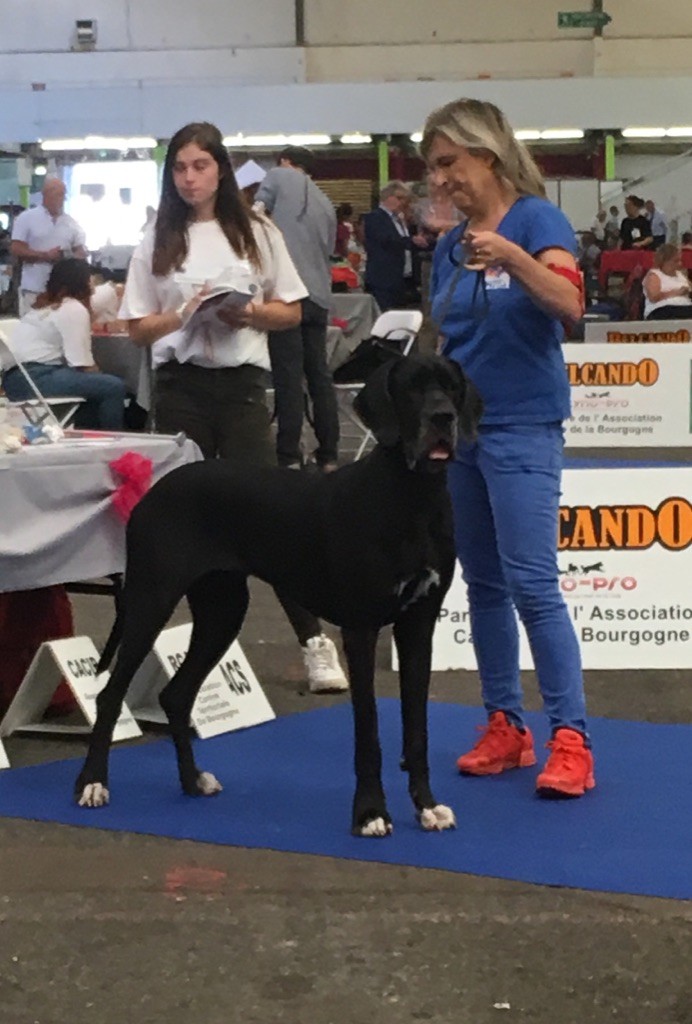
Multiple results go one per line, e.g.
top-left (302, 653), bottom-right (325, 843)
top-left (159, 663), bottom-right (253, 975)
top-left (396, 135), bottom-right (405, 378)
top-left (268, 298), bottom-right (339, 467)
top-left (154, 359), bottom-right (321, 643)
top-left (366, 278), bottom-right (420, 313)
top-left (646, 305), bottom-right (692, 320)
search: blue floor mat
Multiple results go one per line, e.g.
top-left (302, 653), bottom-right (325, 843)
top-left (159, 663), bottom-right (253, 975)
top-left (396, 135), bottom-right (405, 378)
top-left (1, 700), bottom-right (690, 900)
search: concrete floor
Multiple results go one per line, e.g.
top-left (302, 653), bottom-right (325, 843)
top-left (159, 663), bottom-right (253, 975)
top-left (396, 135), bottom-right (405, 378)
top-left (2, 568), bottom-right (691, 1024)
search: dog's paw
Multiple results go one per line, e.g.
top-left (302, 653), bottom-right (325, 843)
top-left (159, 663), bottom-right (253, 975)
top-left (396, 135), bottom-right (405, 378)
top-left (357, 817), bottom-right (394, 838)
top-left (197, 771), bottom-right (223, 796)
top-left (419, 804), bottom-right (456, 831)
top-left (77, 783), bottom-right (110, 808)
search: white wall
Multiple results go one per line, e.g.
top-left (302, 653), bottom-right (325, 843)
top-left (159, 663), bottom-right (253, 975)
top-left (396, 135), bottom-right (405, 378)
top-left (3, 1), bottom-right (692, 140)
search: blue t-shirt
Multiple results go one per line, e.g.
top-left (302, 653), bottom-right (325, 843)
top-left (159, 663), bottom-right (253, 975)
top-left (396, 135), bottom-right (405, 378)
top-left (430, 195), bottom-right (577, 424)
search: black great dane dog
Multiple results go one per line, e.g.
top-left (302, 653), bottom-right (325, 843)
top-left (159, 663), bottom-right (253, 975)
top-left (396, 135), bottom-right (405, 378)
top-left (75, 353), bottom-right (482, 837)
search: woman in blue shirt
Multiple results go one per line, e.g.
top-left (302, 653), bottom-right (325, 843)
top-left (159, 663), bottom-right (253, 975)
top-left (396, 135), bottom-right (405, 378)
top-left (422, 98), bottom-right (594, 798)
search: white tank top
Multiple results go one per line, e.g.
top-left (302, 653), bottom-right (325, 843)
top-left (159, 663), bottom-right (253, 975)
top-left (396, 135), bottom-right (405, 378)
top-left (644, 268), bottom-right (691, 317)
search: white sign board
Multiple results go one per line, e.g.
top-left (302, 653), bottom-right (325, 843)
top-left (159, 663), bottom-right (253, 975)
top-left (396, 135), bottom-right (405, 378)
top-left (584, 319), bottom-right (692, 345)
top-left (563, 343), bottom-right (692, 447)
top-left (127, 624), bottom-right (274, 739)
top-left (0, 637), bottom-right (141, 752)
top-left (431, 467), bottom-right (692, 671)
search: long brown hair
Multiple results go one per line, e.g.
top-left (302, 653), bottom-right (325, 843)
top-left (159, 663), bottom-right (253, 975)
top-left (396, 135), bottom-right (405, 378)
top-left (152, 122), bottom-right (262, 276)
top-left (34, 258), bottom-right (92, 313)
top-left (420, 98), bottom-right (546, 199)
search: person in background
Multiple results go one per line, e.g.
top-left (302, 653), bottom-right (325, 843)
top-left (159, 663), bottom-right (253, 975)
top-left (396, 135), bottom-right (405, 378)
top-left (334, 203), bottom-right (355, 259)
top-left (10, 178), bottom-right (87, 315)
top-left (644, 199), bottom-right (668, 249)
top-left (120, 122), bottom-right (347, 692)
top-left (90, 266), bottom-right (126, 330)
top-left (254, 146), bottom-right (340, 472)
top-left (422, 97), bottom-right (594, 799)
top-left (590, 208), bottom-right (607, 245)
top-left (680, 231), bottom-right (692, 250)
top-left (605, 205), bottom-right (620, 245)
top-left (642, 243), bottom-right (692, 320)
top-left (363, 181), bottom-right (428, 311)
top-left (1, 258), bottom-right (126, 429)
top-left (619, 195), bottom-right (654, 251)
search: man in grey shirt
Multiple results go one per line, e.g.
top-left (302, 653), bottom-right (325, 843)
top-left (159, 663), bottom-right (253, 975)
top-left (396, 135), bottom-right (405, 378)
top-left (254, 147), bottom-right (340, 470)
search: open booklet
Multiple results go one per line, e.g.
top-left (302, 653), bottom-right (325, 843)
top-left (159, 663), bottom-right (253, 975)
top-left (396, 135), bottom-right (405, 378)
top-left (184, 282), bottom-right (260, 331)
top-left (174, 266), bottom-right (260, 331)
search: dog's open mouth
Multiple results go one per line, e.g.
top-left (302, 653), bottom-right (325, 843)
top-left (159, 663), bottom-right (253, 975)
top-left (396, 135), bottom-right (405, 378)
top-left (426, 439), bottom-right (454, 461)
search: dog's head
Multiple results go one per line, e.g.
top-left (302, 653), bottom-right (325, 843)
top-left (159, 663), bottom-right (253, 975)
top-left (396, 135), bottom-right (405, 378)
top-left (353, 353), bottom-right (483, 472)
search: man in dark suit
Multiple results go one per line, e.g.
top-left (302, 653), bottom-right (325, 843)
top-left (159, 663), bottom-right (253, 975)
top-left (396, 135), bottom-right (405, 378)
top-left (364, 181), bottom-right (427, 311)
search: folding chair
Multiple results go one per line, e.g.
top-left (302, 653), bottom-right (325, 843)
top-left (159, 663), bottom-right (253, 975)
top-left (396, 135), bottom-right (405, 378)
top-left (0, 320), bottom-right (85, 430)
top-left (334, 308), bottom-right (423, 460)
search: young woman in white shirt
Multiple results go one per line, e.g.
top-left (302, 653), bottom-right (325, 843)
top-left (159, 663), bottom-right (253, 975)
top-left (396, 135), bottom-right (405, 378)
top-left (643, 243), bottom-right (692, 320)
top-left (121, 121), bottom-right (307, 464)
top-left (2, 258), bottom-right (126, 429)
top-left (120, 121), bottom-right (347, 691)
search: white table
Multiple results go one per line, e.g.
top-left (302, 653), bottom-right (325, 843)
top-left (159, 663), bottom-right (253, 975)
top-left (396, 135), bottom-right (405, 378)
top-left (92, 333), bottom-right (152, 411)
top-left (330, 293), bottom-right (380, 349)
top-left (0, 433), bottom-right (201, 592)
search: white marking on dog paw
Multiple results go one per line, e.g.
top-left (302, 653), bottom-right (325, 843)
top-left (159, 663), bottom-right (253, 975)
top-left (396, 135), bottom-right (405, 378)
top-left (419, 804), bottom-right (456, 831)
top-left (197, 771), bottom-right (223, 796)
top-left (78, 783), bottom-right (110, 808)
top-left (359, 817), bottom-right (393, 838)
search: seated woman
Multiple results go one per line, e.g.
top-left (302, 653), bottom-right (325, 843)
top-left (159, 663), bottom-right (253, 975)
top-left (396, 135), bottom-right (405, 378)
top-left (2, 258), bottom-right (126, 429)
top-left (642, 244), bottom-right (692, 321)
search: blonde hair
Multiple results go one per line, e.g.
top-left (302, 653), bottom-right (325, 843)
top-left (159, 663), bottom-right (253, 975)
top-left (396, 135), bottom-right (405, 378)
top-left (654, 243), bottom-right (679, 269)
top-left (420, 98), bottom-right (546, 199)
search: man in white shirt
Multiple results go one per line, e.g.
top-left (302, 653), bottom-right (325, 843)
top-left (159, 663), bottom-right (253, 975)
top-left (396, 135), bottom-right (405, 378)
top-left (11, 178), bottom-right (87, 314)
top-left (645, 199), bottom-right (668, 250)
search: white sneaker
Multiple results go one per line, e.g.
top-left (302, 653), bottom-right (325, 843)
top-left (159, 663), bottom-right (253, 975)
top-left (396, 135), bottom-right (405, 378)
top-left (302, 634), bottom-right (349, 693)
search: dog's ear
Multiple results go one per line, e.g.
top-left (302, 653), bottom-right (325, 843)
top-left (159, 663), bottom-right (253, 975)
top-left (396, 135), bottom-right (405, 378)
top-left (445, 359), bottom-right (484, 442)
top-left (353, 360), bottom-right (401, 447)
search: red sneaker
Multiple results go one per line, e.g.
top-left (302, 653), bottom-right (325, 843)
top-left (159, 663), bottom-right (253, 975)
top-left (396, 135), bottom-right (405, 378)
top-left (456, 711), bottom-right (536, 776)
top-left (536, 728), bottom-right (595, 797)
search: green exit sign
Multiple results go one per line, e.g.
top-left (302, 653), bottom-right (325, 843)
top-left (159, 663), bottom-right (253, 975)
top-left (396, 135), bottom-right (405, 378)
top-left (558, 10), bottom-right (612, 28)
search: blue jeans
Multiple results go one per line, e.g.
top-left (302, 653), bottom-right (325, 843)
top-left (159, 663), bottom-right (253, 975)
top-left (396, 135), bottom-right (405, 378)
top-left (3, 363), bottom-right (126, 431)
top-left (447, 423), bottom-right (588, 738)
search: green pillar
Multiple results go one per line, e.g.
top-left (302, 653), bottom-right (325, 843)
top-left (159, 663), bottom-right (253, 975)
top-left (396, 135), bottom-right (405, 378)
top-left (604, 134), bottom-right (616, 181)
top-left (377, 138), bottom-right (389, 189)
top-left (19, 185), bottom-right (30, 208)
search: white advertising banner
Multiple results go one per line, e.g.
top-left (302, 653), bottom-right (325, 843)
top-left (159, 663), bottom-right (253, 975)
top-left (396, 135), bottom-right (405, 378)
top-left (563, 343), bottom-right (692, 447)
top-left (584, 319), bottom-right (692, 345)
top-left (432, 467), bottom-right (692, 671)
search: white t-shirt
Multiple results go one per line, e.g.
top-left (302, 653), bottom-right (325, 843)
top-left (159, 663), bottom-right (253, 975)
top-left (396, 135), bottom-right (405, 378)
top-left (643, 268), bottom-right (691, 317)
top-left (11, 205), bottom-right (86, 293)
top-left (120, 218), bottom-right (308, 370)
top-left (9, 297), bottom-right (93, 366)
top-left (91, 281), bottom-right (121, 322)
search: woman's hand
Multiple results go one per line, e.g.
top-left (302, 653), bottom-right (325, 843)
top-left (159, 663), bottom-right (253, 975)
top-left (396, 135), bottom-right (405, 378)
top-left (177, 283), bottom-right (211, 327)
top-left (216, 300), bottom-right (257, 330)
top-left (463, 230), bottom-right (521, 270)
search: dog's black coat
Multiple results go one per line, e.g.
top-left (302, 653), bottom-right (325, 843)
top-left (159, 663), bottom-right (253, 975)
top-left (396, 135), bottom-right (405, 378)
top-left (75, 353), bottom-right (482, 835)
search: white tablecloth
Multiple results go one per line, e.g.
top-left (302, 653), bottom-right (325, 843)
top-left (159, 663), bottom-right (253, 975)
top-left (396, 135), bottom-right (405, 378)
top-left (92, 334), bottom-right (152, 411)
top-left (330, 293), bottom-right (380, 349)
top-left (0, 434), bottom-right (201, 592)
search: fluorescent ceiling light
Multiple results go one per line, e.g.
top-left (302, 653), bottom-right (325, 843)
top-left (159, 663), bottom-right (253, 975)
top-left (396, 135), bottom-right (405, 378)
top-left (410, 132), bottom-right (423, 143)
top-left (665, 126), bottom-right (692, 137)
top-left (621, 127), bottom-right (666, 138)
top-left (340, 133), bottom-right (372, 145)
top-left (40, 136), bottom-right (157, 151)
top-left (515, 130), bottom-right (541, 141)
top-left (539, 129), bottom-right (584, 140)
top-left (223, 133), bottom-right (331, 147)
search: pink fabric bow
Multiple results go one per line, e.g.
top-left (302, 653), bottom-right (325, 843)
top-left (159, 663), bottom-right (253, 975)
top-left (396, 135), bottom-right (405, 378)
top-left (109, 452), bottom-right (153, 522)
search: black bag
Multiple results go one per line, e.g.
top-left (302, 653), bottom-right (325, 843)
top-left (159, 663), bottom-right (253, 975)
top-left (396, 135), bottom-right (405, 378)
top-left (332, 335), bottom-right (413, 384)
